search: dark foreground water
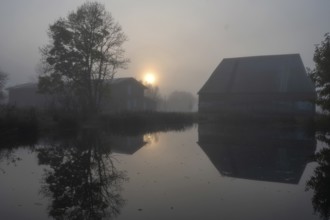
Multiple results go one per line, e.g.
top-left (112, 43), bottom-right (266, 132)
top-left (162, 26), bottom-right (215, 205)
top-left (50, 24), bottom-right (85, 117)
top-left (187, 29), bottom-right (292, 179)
top-left (0, 124), bottom-right (329, 220)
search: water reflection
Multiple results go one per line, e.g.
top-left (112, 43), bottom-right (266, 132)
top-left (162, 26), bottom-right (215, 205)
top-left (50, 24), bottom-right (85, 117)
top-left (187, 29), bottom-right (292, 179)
top-left (2, 123), bottom-right (327, 220)
top-left (110, 135), bottom-right (146, 155)
top-left (0, 131), bottom-right (37, 172)
top-left (306, 133), bottom-right (330, 220)
top-left (36, 129), bottom-right (128, 220)
top-left (143, 133), bottom-right (159, 145)
top-left (198, 123), bottom-right (316, 184)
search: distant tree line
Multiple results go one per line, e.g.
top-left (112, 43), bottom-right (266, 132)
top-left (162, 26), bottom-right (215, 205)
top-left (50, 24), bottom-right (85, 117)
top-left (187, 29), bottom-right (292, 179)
top-left (308, 33), bottom-right (330, 113)
top-left (144, 85), bottom-right (197, 112)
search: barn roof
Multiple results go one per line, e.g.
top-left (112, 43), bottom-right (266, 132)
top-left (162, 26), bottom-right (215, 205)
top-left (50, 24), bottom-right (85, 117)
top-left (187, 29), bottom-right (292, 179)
top-left (198, 54), bottom-right (315, 95)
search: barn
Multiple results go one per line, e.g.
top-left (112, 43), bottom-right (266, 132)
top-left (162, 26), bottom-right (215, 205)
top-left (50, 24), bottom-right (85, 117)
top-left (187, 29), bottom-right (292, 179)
top-left (198, 54), bottom-right (316, 117)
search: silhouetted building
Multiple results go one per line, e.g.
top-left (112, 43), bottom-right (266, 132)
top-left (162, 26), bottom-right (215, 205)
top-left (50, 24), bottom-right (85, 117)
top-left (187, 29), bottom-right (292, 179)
top-left (103, 77), bottom-right (155, 112)
top-left (198, 54), bottom-right (316, 117)
top-left (7, 83), bottom-right (50, 108)
top-left (197, 123), bottom-right (316, 184)
top-left (7, 77), bottom-right (156, 112)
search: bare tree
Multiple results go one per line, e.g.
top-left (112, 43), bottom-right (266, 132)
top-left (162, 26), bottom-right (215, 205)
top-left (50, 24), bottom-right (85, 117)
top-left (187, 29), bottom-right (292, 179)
top-left (39, 2), bottom-right (129, 116)
top-left (0, 69), bottom-right (8, 101)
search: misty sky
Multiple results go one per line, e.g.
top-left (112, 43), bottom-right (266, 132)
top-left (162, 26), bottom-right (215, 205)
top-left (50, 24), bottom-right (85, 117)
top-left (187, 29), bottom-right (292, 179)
top-left (0, 0), bottom-right (329, 95)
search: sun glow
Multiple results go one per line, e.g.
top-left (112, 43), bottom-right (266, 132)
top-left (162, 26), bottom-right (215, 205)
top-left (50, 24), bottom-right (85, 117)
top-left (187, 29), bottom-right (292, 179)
top-left (144, 72), bottom-right (156, 85)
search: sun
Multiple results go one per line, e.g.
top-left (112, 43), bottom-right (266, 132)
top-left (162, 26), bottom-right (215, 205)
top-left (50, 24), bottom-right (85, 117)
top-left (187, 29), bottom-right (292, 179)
top-left (144, 72), bottom-right (156, 85)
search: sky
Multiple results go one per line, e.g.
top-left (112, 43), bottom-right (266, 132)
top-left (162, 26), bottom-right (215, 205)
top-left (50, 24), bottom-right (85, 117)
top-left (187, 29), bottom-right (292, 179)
top-left (0, 0), bottom-right (329, 96)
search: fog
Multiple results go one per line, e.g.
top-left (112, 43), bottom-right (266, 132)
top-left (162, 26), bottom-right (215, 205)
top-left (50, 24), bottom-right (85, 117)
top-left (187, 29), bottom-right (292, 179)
top-left (1, 0), bottom-right (329, 95)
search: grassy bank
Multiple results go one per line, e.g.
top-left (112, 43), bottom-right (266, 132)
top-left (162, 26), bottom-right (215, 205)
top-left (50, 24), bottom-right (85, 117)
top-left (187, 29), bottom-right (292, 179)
top-left (99, 111), bottom-right (197, 135)
top-left (44, 110), bottom-right (197, 135)
top-left (198, 112), bottom-right (315, 128)
top-left (4, 104), bottom-right (329, 141)
top-left (0, 105), bottom-right (197, 139)
top-left (0, 106), bottom-right (39, 148)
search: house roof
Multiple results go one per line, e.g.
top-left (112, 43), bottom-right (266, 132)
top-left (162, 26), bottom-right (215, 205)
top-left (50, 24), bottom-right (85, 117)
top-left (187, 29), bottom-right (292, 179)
top-left (6, 82), bottom-right (37, 90)
top-left (109, 77), bottom-right (147, 88)
top-left (111, 77), bottom-right (134, 84)
top-left (198, 54), bottom-right (315, 95)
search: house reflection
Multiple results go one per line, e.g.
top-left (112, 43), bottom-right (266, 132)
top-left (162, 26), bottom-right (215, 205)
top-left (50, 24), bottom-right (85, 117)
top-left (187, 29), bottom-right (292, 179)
top-left (110, 135), bottom-right (147, 155)
top-left (198, 123), bottom-right (316, 184)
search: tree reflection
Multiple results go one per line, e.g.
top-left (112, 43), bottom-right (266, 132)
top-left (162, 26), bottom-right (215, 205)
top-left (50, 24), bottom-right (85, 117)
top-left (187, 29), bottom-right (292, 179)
top-left (37, 129), bottom-right (127, 220)
top-left (306, 133), bottom-right (330, 220)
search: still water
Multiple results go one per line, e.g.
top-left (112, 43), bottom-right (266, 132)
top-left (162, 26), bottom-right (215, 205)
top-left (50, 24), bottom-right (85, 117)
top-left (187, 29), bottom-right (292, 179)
top-left (0, 124), bottom-right (328, 220)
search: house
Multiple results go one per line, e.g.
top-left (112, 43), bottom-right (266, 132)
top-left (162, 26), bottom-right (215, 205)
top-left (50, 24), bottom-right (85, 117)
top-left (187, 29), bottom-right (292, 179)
top-left (7, 77), bottom-right (156, 112)
top-left (198, 54), bottom-right (316, 117)
top-left (102, 77), bottom-right (155, 113)
top-left (197, 123), bottom-right (316, 184)
top-left (7, 83), bottom-right (50, 108)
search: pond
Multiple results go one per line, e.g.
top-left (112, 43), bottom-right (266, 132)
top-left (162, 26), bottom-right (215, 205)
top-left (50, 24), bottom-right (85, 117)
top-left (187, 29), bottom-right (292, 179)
top-left (0, 123), bottom-right (329, 220)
